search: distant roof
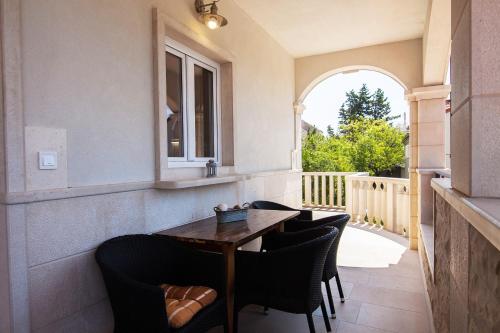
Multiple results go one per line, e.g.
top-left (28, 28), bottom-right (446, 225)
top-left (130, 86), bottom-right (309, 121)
top-left (301, 120), bottom-right (314, 132)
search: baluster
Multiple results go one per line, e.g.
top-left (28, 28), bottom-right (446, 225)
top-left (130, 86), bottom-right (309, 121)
top-left (380, 181), bottom-right (387, 228)
top-left (352, 180), bottom-right (359, 220)
top-left (321, 175), bottom-right (326, 206)
top-left (373, 181), bottom-right (380, 224)
top-left (337, 175), bottom-right (343, 208)
top-left (367, 181), bottom-right (375, 223)
top-left (345, 176), bottom-right (352, 215)
top-left (329, 175), bottom-right (334, 207)
top-left (359, 181), bottom-right (367, 223)
top-left (304, 175), bottom-right (312, 206)
top-left (313, 175), bottom-right (319, 206)
top-left (386, 182), bottom-right (395, 232)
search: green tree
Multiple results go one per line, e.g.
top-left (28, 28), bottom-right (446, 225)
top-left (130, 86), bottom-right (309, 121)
top-left (338, 84), bottom-right (372, 127)
top-left (369, 88), bottom-right (391, 120)
top-left (338, 84), bottom-right (399, 129)
top-left (326, 125), bottom-right (335, 137)
top-left (302, 130), bottom-right (352, 172)
top-left (302, 119), bottom-right (405, 176)
top-left (341, 119), bottom-right (405, 175)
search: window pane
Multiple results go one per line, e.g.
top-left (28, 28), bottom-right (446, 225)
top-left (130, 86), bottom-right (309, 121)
top-left (166, 51), bottom-right (184, 157)
top-left (194, 65), bottom-right (215, 158)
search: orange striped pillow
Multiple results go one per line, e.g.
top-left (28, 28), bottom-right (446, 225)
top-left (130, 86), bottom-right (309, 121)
top-left (160, 284), bottom-right (217, 328)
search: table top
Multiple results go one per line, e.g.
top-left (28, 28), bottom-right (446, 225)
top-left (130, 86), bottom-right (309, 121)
top-left (157, 209), bottom-right (299, 247)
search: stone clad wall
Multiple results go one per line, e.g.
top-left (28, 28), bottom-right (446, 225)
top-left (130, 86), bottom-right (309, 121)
top-left (420, 192), bottom-right (500, 333)
top-left (12, 171), bottom-right (301, 333)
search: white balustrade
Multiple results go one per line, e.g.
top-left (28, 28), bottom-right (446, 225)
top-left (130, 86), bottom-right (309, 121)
top-left (302, 172), bottom-right (410, 237)
top-left (302, 172), bottom-right (366, 209)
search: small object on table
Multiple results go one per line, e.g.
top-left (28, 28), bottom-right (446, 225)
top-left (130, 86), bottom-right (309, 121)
top-left (214, 202), bottom-right (250, 224)
top-left (217, 203), bottom-right (228, 211)
top-left (206, 159), bottom-right (217, 177)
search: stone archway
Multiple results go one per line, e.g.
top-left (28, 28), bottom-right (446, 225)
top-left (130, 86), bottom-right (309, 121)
top-left (296, 65), bottom-right (409, 106)
top-left (292, 60), bottom-right (450, 250)
top-left (292, 65), bottom-right (410, 173)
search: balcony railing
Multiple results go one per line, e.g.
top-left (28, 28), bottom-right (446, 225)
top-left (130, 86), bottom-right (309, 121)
top-left (302, 172), bottom-right (364, 210)
top-left (302, 172), bottom-right (410, 236)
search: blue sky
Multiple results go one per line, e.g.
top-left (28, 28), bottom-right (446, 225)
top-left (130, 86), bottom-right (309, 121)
top-left (302, 70), bottom-right (409, 134)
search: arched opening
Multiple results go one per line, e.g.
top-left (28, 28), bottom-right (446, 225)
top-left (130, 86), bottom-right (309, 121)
top-left (297, 65), bottom-right (409, 105)
top-left (302, 69), bottom-right (409, 138)
top-left (298, 67), bottom-right (412, 254)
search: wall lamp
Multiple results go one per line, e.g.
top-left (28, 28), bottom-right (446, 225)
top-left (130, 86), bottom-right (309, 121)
top-left (195, 0), bottom-right (228, 30)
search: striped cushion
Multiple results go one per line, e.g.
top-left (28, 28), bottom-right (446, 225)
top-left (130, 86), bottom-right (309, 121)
top-left (160, 284), bottom-right (217, 329)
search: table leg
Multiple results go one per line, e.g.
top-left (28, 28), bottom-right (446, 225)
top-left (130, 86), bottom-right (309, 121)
top-left (278, 221), bottom-right (285, 232)
top-left (223, 246), bottom-right (236, 333)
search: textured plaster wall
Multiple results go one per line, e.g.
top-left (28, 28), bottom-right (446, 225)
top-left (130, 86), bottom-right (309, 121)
top-left (20, 0), bottom-right (295, 186)
top-left (295, 38), bottom-right (423, 101)
top-left (420, 192), bottom-right (500, 333)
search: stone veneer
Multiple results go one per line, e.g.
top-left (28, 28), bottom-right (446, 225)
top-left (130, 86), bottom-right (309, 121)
top-left (1, 171), bottom-right (301, 333)
top-left (419, 192), bottom-right (500, 333)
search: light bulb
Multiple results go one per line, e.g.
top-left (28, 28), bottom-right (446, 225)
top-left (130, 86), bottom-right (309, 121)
top-left (206, 17), bottom-right (219, 30)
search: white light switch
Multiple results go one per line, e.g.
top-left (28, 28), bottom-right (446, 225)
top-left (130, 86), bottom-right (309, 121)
top-left (39, 151), bottom-right (58, 170)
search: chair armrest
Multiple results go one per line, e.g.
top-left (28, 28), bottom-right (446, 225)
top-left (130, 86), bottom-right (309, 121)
top-left (285, 214), bottom-right (350, 232)
top-left (100, 266), bottom-right (170, 333)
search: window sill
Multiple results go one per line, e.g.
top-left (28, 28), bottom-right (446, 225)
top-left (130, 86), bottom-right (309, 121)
top-left (155, 174), bottom-right (246, 190)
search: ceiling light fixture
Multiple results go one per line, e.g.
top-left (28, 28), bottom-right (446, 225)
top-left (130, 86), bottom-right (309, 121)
top-left (195, 0), bottom-right (228, 30)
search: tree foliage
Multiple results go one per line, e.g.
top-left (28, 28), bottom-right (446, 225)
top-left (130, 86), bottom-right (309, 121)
top-left (341, 119), bottom-right (405, 175)
top-left (303, 119), bottom-right (405, 176)
top-left (302, 84), bottom-right (406, 176)
top-left (338, 84), bottom-right (399, 130)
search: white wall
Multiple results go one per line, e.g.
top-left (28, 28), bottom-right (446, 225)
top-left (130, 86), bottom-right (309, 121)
top-left (21, 0), bottom-right (295, 187)
top-left (1, 1), bottom-right (300, 332)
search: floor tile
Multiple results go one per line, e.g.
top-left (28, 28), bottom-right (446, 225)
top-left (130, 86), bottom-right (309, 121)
top-left (356, 303), bottom-right (430, 333)
top-left (322, 280), bottom-right (354, 300)
top-left (367, 272), bottom-right (424, 293)
top-left (313, 298), bottom-right (362, 323)
top-left (349, 283), bottom-right (427, 313)
top-left (337, 320), bottom-right (390, 333)
top-left (337, 267), bottom-right (371, 284)
top-left (210, 223), bottom-right (432, 333)
top-left (237, 307), bottom-right (333, 333)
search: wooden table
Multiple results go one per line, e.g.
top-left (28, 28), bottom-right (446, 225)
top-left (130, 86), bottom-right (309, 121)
top-left (157, 209), bottom-right (299, 333)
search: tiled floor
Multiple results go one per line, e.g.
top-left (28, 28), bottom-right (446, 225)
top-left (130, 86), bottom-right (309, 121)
top-left (210, 215), bottom-right (431, 333)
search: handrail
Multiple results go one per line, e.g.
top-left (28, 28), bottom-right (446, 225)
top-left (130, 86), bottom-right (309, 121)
top-left (346, 175), bottom-right (409, 185)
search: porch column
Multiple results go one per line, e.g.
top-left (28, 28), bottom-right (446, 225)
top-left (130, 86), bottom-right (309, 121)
top-left (406, 85), bottom-right (450, 249)
top-left (293, 103), bottom-right (305, 170)
top-left (451, 0), bottom-right (500, 198)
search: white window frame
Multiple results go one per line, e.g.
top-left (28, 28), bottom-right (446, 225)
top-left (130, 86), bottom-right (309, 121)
top-left (165, 45), bottom-right (188, 163)
top-left (165, 37), bottom-right (221, 168)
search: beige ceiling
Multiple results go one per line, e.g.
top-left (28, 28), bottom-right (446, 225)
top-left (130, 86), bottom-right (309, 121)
top-left (233, 0), bottom-right (430, 58)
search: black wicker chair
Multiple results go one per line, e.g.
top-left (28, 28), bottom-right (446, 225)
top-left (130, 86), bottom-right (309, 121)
top-left (234, 227), bottom-right (339, 333)
top-left (95, 234), bottom-right (227, 333)
top-left (264, 215), bottom-right (350, 319)
top-left (253, 201), bottom-right (350, 319)
top-left (320, 214), bottom-right (350, 318)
